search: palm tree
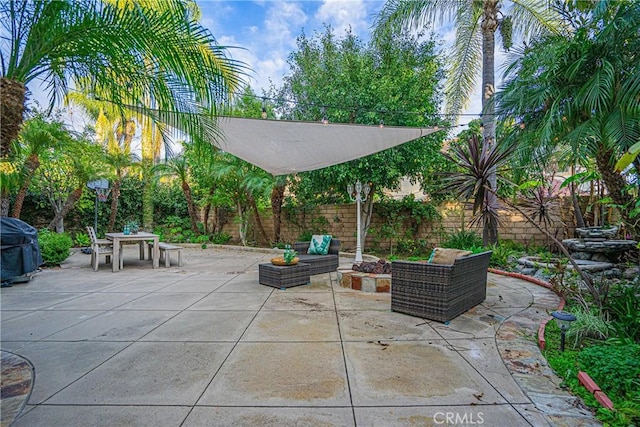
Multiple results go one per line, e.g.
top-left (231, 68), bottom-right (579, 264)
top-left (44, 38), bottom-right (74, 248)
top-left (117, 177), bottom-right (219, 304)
top-left (10, 116), bottom-right (68, 218)
top-left (104, 150), bottom-right (139, 232)
top-left (215, 154), bottom-right (271, 246)
top-left (153, 153), bottom-right (201, 235)
top-left (1, 0), bottom-right (244, 160)
top-left (270, 175), bottom-right (288, 244)
top-left (496, 1), bottom-right (640, 236)
top-left (373, 0), bottom-right (566, 243)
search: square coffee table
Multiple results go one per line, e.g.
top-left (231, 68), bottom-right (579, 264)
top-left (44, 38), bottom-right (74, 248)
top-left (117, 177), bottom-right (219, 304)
top-left (259, 262), bottom-right (311, 289)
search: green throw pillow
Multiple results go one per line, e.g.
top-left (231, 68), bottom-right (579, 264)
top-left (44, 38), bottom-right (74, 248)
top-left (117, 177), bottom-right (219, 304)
top-left (308, 234), bottom-right (332, 255)
top-left (427, 249), bottom-right (436, 263)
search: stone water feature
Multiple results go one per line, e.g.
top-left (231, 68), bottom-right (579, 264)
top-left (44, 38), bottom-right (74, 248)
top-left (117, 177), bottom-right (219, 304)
top-left (563, 226), bottom-right (637, 262)
top-left (515, 226), bottom-right (638, 280)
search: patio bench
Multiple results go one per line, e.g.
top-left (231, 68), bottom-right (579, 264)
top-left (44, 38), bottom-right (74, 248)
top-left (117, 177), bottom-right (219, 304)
top-left (293, 238), bottom-right (340, 276)
top-left (147, 242), bottom-right (183, 267)
top-left (391, 250), bottom-right (492, 323)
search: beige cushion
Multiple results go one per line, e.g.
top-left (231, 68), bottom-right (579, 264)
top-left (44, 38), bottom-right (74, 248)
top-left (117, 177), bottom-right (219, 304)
top-left (430, 248), bottom-right (473, 265)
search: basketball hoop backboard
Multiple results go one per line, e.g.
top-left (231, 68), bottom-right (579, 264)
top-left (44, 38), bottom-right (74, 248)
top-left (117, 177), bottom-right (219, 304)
top-left (87, 179), bottom-right (109, 190)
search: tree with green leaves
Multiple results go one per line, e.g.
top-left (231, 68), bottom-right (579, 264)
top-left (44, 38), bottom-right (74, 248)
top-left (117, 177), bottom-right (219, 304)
top-left (373, 0), bottom-right (566, 244)
top-left (30, 134), bottom-right (106, 232)
top-left (274, 26), bottom-right (446, 249)
top-left (9, 115), bottom-right (68, 218)
top-left (497, 1), bottom-right (640, 236)
top-left (154, 152), bottom-right (200, 235)
top-left (213, 154), bottom-right (271, 246)
top-left (1, 0), bottom-right (244, 178)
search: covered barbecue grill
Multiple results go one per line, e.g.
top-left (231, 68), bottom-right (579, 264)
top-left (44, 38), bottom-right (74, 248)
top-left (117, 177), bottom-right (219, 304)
top-left (1, 217), bottom-right (42, 285)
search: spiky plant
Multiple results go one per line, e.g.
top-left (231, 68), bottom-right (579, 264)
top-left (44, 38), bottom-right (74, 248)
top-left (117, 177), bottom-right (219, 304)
top-left (441, 135), bottom-right (515, 245)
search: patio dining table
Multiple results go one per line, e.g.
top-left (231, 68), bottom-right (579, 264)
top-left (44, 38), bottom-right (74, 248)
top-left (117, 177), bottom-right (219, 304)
top-left (105, 232), bottom-right (159, 272)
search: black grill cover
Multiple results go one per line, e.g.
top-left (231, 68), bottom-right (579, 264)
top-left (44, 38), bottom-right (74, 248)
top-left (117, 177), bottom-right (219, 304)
top-left (1, 217), bottom-right (43, 281)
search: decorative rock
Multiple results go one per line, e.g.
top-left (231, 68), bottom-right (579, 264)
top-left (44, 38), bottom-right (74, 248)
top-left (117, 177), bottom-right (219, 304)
top-left (518, 256), bottom-right (564, 269)
top-left (533, 269), bottom-right (553, 282)
top-left (563, 238), bottom-right (638, 254)
top-left (603, 268), bottom-right (622, 279)
top-left (567, 260), bottom-right (614, 272)
top-left (520, 267), bottom-right (538, 276)
top-left (575, 226), bottom-right (618, 239)
top-left (623, 266), bottom-right (640, 280)
top-left (590, 253), bottom-right (611, 263)
top-left (572, 251), bottom-right (593, 260)
top-left (352, 259), bottom-right (392, 274)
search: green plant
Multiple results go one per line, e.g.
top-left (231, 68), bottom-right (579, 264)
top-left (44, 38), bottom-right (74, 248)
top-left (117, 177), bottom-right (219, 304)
top-left (310, 216), bottom-right (330, 234)
top-left (38, 229), bottom-right (73, 266)
top-left (606, 281), bottom-right (640, 342)
top-left (210, 232), bottom-right (232, 245)
top-left (126, 220), bottom-right (140, 233)
top-left (487, 241), bottom-right (523, 269)
top-left (283, 245), bottom-right (298, 264)
top-left (566, 307), bottom-right (613, 346)
top-left (441, 229), bottom-right (483, 250)
top-left (193, 235), bottom-right (210, 244)
top-left (545, 321), bottom-right (640, 427)
top-left (298, 231), bottom-right (313, 242)
top-left (74, 232), bottom-right (91, 248)
top-left (578, 342), bottom-right (640, 400)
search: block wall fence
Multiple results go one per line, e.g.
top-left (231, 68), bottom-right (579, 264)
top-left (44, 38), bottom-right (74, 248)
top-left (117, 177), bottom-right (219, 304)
top-left (211, 199), bottom-right (577, 251)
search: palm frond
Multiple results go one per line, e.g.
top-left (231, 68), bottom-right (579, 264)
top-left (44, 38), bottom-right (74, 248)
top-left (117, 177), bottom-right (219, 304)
top-left (444, 6), bottom-right (482, 115)
top-left (509, 0), bottom-right (570, 41)
top-left (372, 0), bottom-right (464, 39)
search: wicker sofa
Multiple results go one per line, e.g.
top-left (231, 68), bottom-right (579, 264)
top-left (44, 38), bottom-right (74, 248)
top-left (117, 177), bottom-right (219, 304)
top-left (391, 251), bottom-right (492, 323)
top-left (293, 239), bottom-right (340, 276)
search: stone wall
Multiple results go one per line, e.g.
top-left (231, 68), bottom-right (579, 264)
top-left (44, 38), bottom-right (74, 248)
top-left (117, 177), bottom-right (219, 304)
top-left (215, 199), bottom-right (576, 251)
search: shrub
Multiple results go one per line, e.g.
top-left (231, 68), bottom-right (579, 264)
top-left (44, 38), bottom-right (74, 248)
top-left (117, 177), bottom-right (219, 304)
top-left (38, 229), bottom-right (73, 266)
top-left (210, 232), bottom-right (232, 245)
top-left (441, 229), bottom-right (483, 250)
top-left (606, 281), bottom-right (640, 342)
top-left (298, 231), bottom-right (313, 241)
top-left (74, 232), bottom-right (91, 247)
top-left (488, 241), bottom-right (524, 269)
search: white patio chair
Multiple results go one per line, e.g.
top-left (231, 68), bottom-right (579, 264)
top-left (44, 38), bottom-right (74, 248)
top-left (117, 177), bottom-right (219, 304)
top-left (87, 226), bottom-right (121, 271)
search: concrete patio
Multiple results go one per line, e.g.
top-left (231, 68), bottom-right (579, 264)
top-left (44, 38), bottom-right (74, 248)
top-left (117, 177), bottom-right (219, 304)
top-left (1, 245), bottom-right (599, 426)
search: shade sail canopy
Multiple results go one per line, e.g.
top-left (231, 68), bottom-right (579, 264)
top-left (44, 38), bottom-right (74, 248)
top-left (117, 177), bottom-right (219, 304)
top-left (215, 117), bottom-right (440, 176)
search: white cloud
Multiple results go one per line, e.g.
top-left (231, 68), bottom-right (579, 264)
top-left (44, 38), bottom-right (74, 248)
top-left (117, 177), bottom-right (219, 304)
top-left (315, 0), bottom-right (369, 36)
top-left (263, 2), bottom-right (307, 49)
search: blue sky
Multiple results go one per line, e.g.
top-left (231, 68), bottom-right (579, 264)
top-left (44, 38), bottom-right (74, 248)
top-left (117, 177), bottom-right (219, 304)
top-left (198, 0), bottom-right (387, 93)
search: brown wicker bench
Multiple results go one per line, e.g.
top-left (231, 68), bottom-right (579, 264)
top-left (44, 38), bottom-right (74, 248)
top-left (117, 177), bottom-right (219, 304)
top-left (293, 239), bottom-right (340, 276)
top-left (391, 251), bottom-right (492, 323)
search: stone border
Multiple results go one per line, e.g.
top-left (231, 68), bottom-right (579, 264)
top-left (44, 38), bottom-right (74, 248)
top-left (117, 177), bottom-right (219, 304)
top-left (489, 268), bottom-right (615, 414)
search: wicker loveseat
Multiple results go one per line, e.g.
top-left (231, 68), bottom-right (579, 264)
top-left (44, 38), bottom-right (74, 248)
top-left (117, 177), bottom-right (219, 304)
top-left (391, 251), bottom-right (492, 323)
top-left (293, 239), bottom-right (340, 276)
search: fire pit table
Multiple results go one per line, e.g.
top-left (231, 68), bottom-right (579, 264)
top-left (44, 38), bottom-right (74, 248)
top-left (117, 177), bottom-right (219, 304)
top-left (259, 262), bottom-right (311, 289)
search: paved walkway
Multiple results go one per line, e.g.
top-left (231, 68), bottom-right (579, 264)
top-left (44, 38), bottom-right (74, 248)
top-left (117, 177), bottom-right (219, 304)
top-left (1, 245), bottom-right (599, 426)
